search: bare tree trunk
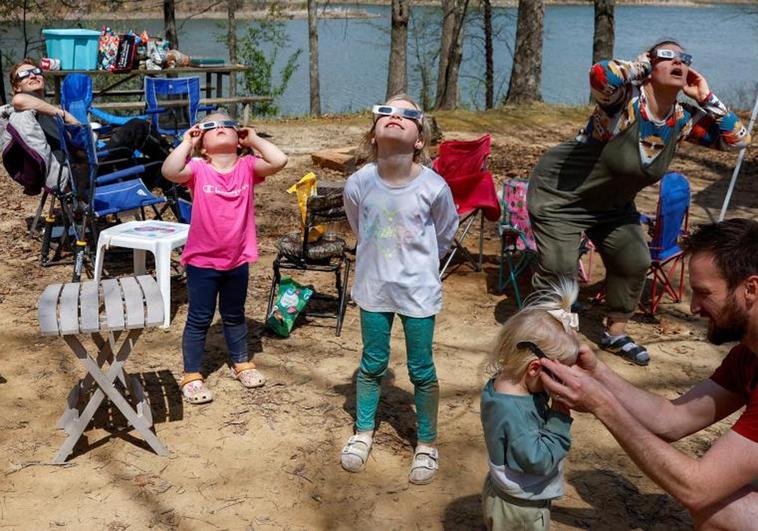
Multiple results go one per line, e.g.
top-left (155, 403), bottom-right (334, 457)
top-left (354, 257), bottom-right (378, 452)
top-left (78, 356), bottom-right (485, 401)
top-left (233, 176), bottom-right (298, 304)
top-left (227, 0), bottom-right (238, 118)
top-left (22, 0), bottom-right (29, 57)
top-left (308, 0), bottom-right (321, 115)
top-left (0, 50), bottom-right (6, 105)
top-left (435, 0), bottom-right (469, 110)
top-left (483, 0), bottom-right (493, 109)
top-left (163, 0), bottom-right (179, 50)
top-left (386, 0), bottom-right (410, 99)
top-left (505, 0), bottom-right (544, 105)
top-left (592, 0), bottom-right (615, 64)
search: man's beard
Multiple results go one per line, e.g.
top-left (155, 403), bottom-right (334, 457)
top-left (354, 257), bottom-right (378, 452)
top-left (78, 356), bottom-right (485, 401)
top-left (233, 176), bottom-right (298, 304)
top-left (707, 292), bottom-right (749, 345)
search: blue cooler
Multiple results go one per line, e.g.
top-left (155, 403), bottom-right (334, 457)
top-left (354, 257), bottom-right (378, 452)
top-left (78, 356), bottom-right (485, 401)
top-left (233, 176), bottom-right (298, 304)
top-left (42, 29), bottom-right (100, 70)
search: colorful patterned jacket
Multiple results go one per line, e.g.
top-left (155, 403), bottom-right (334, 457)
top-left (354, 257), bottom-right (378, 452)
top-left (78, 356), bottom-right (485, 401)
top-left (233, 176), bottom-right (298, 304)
top-left (581, 59), bottom-right (750, 165)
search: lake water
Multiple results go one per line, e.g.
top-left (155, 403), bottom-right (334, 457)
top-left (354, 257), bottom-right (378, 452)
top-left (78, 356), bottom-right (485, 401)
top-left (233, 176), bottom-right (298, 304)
top-left (3, 4), bottom-right (757, 116)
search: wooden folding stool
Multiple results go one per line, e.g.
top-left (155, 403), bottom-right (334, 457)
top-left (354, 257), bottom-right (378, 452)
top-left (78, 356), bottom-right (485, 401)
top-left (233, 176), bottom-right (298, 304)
top-left (38, 275), bottom-right (168, 463)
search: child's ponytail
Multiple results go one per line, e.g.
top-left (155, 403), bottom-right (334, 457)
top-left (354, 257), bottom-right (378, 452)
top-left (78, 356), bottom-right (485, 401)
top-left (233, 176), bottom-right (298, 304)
top-left (487, 277), bottom-right (582, 379)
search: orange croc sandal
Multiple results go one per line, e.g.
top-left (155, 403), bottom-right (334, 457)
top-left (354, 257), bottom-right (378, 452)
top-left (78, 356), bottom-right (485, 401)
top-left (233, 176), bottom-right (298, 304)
top-left (232, 362), bottom-right (266, 388)
top-left (180, 374), bottom-right (213, 404)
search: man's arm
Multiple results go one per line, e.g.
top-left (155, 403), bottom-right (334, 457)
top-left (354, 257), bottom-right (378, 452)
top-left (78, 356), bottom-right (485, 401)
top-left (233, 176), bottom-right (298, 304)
top-left (541, 360), bottom-right (758, 513)
top-left (575, 346), bottom-right (743, 441)
top-left (596, 394), bottom-right (758, 514)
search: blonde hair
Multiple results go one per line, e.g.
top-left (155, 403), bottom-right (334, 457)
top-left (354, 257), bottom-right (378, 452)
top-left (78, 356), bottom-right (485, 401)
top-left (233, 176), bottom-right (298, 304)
top-left (357, 93), bottom-right (431, 166)
top-left (487, 278), bottom-right (582, 379)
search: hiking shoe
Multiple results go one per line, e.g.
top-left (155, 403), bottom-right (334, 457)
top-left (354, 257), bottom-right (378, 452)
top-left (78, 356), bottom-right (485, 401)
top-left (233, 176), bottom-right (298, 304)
top-left (600, 332), bottom-right (650, 366)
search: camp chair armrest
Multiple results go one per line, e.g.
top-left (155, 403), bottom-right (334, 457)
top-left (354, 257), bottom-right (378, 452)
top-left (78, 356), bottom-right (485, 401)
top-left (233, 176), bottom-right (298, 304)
top-left (95, 161), bottom-right (164, 186)
top-left (90, 107), bottom-right (149, 126)
top-left (97, 146), bottom-right (133, 160)
top-left (144, 107), bottom-right (169, 117)
top-left (197, 104), bottom-right (218, 112)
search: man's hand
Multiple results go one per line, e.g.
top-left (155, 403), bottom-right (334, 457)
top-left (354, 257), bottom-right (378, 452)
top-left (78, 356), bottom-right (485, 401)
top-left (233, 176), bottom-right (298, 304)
top-left (539, 358), bottom-right (614, 414)
top-left (575, 343), bottom-right (600, 375)
top-left (683, 67), bottom-right (711, 103)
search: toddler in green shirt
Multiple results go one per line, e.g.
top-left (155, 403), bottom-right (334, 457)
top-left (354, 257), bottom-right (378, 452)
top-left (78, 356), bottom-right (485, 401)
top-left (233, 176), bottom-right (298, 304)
top-left (480, 279), bottom-right (582, 530)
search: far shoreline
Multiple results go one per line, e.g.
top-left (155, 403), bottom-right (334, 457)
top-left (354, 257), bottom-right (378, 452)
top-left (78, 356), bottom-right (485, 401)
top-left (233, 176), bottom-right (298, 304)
top-left (3, 1), bottom-right (753, 22)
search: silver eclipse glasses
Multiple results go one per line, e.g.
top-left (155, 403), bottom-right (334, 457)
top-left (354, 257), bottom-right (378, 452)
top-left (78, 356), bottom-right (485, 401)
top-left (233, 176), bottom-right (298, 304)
top-left (198, 120), bottom-right (240, 131)
top-left (372, 105), bottom-right (424, 122)
top-left (655, 49), bottom-right (693, 66)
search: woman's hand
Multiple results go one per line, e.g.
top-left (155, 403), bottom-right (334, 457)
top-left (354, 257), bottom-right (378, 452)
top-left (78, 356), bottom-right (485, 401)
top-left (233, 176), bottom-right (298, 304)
top-left (61, 110), bottom-right (80, 126)
top-left (683, 67), bottom-right (711, 103)
top-left (634, 51), bottom-right (651, 66)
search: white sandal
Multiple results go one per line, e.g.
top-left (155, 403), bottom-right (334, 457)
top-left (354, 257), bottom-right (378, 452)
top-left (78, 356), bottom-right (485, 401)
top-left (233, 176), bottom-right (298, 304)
top-left (340, 432), bottom-right (373, 473)
top-left (409, 444), bottom-right (439, 485)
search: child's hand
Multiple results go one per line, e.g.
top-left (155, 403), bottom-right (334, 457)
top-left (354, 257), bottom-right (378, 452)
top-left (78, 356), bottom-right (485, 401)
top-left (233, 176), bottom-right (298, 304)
top-left (238, 127), bottom-right (259, 149)
top-left (550, 397), bottom-right (571, 416)
top-left (183, 125), bottom-right (202, 148)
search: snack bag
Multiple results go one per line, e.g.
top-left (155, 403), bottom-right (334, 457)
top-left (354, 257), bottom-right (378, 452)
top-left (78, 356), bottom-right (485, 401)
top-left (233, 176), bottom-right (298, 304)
top-left (98, 27), bottom-right (120, 71)
top-left (266, 277), bottom-right (313, 337)
top-left (286, 172), bottom-right (324, 242)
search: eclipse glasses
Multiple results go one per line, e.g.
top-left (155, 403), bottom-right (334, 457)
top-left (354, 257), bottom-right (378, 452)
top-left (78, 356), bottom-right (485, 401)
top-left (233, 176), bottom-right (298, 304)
top-left (517, 341), bottom-right (562, 382)
top-left (372, 105), bottom-right (424, 122)
top-left (198, 120), bottom-right (240, 131)
top-left (15, 67), bottom-right (43, 81)
top-left (655, 49), bottom-right (693, 66)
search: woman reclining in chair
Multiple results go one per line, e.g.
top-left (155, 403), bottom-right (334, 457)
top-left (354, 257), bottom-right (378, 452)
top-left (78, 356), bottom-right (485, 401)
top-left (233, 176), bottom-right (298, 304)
top-left (2, 58), bottom-right (172, 191)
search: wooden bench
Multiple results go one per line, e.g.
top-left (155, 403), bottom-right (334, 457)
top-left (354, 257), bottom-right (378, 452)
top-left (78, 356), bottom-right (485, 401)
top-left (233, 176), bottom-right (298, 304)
top-left (38, 275), bottom-right (168, 463)
top-left (92, 95), bottom-right (272, 111)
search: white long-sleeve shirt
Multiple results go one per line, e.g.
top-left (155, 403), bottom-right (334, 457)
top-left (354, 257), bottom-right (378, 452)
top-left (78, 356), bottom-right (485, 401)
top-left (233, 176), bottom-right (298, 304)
top-left (343, 163), bottom-right (459, 318)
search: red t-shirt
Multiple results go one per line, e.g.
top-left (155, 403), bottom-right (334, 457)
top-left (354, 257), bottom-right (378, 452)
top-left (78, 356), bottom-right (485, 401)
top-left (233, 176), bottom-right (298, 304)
top-left (709, 344), bottom-right (758, 443)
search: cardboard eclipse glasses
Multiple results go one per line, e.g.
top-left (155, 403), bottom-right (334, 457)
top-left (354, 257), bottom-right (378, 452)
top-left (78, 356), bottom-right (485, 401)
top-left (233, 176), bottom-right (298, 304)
top-left (655, 49), bottom-right (693, 66)
top-left (372, 105), bottom-right (424, 122)
top-left (198, 120), bottom-right (240, 131)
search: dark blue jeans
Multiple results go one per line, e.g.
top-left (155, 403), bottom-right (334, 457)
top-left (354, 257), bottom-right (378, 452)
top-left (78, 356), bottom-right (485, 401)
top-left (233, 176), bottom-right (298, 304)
top-left (182, 263), bottom-right (249, 373)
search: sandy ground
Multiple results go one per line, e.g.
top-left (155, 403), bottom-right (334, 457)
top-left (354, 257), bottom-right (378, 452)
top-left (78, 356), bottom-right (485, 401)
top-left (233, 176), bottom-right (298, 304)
top-left (0, 107), bottom-right (755, 530)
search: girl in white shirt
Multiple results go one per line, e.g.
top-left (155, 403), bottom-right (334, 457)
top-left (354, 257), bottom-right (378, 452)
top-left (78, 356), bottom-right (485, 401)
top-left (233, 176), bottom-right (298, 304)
top-left (340, 95), bottom-right (458, 484)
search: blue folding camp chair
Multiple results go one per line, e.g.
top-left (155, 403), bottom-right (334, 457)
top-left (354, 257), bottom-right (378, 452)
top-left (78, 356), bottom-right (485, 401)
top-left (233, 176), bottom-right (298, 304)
top-left (61, 73), bottom-right (147, 128)
top-left (143, 77), bottom-right (215, 141)
top-left (54, 116), bottom-right (167, 281)
top-left (641, 171), bottom-right (690, 314)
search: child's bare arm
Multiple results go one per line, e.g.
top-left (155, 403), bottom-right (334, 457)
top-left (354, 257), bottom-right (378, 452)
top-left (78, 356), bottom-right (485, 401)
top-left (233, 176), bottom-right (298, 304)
top-left (162, 126), bottom-right (200, 183)
top-left (239, 127), bottom-right (288, 178)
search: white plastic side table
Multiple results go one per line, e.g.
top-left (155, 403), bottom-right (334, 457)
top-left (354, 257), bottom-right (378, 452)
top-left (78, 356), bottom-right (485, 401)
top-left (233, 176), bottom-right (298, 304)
top-left (94, 221), bottom-right (189, 328)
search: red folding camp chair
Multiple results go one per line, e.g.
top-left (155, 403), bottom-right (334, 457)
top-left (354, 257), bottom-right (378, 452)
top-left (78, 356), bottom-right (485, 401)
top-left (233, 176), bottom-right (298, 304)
top-left (433, 135), bottom-right (501, 278)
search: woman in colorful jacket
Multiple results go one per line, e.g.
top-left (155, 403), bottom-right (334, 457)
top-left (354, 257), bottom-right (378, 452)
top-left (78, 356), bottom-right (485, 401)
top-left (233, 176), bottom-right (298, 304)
top-left (527, 39), bottom-right (750, 366)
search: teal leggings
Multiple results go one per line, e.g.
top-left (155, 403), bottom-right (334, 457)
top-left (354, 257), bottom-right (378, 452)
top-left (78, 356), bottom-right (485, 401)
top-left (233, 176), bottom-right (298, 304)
top-left (356, 310), bottom-right (439, 444)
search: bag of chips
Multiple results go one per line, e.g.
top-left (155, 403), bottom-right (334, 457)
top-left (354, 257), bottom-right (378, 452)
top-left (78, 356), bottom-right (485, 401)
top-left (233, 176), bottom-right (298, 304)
top-left (266, 277), bottom-right (313, 337)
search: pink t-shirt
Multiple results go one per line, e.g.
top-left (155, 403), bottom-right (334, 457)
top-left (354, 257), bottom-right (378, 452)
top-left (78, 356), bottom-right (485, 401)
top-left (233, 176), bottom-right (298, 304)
top-left (181, 154), bottom-right (264, 270)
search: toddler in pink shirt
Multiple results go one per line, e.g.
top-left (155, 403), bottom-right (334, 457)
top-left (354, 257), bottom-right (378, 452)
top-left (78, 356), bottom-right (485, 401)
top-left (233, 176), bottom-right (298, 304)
top-left (162, 113), bottom-right (288, 404)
